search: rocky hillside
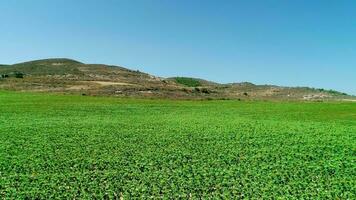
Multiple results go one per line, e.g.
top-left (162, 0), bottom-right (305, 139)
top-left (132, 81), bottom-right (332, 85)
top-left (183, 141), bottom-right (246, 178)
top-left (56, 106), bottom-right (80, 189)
top-left (0, 58), bottom-right (353, 100)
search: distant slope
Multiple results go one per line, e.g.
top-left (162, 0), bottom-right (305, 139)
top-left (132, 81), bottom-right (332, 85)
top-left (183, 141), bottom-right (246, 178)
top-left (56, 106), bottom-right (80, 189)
top-left (2, 59), bottom-right (83, 76)
top-left (168, 77), bottom-right (219, 87)
top-left (0, 58), bottom-right (353, 100)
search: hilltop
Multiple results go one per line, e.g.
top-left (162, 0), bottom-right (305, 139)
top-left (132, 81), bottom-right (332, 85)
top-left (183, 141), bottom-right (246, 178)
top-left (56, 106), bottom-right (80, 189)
top-left (0, 58), bottom-right (353, 100)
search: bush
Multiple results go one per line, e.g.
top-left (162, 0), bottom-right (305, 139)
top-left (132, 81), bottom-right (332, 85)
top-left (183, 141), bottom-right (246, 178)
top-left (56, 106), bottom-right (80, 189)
top-left (14, 72), bottom-right (24, 78)
top-left (201, 88), bottom-right (210, 94)
top-left (174, 77), bottom-right (201, 87)
top-left (182, 88), bottom-right (190, 93)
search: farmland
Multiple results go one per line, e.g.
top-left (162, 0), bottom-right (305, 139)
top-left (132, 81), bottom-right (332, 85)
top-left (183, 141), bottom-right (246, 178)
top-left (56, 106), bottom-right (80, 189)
top-left (0, 91), bottom-right (355, 199)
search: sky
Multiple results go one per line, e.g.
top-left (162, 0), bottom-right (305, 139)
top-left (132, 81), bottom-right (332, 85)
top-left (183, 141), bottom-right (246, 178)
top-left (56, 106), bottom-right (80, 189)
top-left (1, 0), bottom-right (355, 95)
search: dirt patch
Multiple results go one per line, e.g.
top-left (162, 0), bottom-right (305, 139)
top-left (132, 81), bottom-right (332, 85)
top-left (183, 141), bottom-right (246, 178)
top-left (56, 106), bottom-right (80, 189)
top-left (89, 81), bottom-right (135, 86)
top-left (68, 85), bottom-right (92, 90)
top-left (51, 63), bottom-right (65, 66)
top-left (67, 81), bottom-right (135, 90)
top-left (342, 99), bottom-right (356, 102)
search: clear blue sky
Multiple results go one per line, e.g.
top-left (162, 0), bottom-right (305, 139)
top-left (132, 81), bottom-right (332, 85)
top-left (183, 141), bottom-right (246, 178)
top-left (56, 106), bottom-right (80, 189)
top-left (1, 0), bottom-right (355, 95)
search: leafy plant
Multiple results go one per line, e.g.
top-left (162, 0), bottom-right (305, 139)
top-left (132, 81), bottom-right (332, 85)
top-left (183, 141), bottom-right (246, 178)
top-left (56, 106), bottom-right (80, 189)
top-left (14, 72), bottom-right (24, 78)
top-left (0, 91), bottom-right (355, 199)
top-left (173, 77), bottom-right (201, 87)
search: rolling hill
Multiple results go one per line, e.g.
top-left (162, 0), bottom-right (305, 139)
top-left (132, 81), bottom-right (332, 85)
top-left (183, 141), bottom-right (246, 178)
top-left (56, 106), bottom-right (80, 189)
top-left (0, 58), bottom-right (353, 100)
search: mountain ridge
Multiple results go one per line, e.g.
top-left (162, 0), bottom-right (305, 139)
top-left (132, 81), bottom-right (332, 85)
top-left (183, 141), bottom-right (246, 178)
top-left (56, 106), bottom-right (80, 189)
top-left (0, 58), bottom-right (353, 100)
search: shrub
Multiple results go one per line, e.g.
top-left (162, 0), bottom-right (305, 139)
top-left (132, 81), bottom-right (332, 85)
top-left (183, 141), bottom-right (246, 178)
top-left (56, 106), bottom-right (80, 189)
top-left (201, 88), bottom-right (210, 94)
top-left (174, 77), bottom-right (201, 87)
top-left (14, 72), bottom-right (24, 78)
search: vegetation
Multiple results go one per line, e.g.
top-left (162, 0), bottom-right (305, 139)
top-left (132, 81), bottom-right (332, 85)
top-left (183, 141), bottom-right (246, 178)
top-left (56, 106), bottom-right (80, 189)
top-left (14, 72), bottom-right (24, 78)
top-left (317, 88), bottom-right (348, 96)
top-left (0, 91), bottom-right (355, 198)
top-left (173, 77), bottom-right (202, 87)
top-left (0, 58), bottom-right (353, 100)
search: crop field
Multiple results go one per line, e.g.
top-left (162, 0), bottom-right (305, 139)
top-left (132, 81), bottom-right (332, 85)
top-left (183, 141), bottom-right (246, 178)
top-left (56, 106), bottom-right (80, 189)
top-left (0, 91), bottom-right (355, 199)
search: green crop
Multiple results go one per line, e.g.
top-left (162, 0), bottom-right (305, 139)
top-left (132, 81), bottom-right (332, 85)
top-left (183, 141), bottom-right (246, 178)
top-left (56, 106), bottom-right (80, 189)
top-left (0, 91), bottom-right (355, 199)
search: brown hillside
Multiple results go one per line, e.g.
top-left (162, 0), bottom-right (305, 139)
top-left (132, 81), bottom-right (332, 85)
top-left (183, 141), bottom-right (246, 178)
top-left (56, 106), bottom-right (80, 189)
top-left (0, 58), bottom-right (352, 100)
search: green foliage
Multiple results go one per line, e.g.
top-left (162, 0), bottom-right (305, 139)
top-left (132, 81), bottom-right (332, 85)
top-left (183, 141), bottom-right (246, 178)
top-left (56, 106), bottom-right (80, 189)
top-left (327, 89), bottom-right (347, 96)
top-left (317, 88), bottom-right (347, 96)
top-left (173, 77), bottom-right (201, 87)
top-left (0, 59), bottom-right (84, 76)
top-left (0, 91), bottom-right (355, 199)
top-left (14, 72), bottom-right (24, 78)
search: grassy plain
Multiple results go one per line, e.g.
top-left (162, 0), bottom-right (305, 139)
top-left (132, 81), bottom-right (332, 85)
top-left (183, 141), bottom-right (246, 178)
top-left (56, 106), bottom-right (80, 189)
top-left (0, 91), bottom-right (355, 199)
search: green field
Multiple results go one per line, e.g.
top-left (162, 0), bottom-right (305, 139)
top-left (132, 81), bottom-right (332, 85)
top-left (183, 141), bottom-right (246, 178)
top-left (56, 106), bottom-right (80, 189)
top-left (0, 91), bottom-right (355, 199)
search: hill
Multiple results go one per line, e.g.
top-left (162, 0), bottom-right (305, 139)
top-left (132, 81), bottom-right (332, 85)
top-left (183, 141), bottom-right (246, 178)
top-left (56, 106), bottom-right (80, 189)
top-left (0, 58), bottom-right (353, 100)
